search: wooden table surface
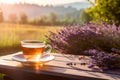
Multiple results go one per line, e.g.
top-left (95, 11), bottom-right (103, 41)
top-left (0, 52), bottom-right (120, 80)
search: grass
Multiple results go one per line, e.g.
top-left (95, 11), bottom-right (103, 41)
top-left (0, 23), bottom-right (64, 79)
top-left (0, 23), bottom-right (64, 55)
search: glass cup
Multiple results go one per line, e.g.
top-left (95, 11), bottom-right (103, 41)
top-left (21, 40), bottom-right (52, 61)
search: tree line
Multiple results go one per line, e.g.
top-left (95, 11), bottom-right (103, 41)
top-left (0, 0), bottom-right (119, 26)
top-left (0, 8), bottom-right (91, 26)
top-left (0, 9), bottom-right (28, 24)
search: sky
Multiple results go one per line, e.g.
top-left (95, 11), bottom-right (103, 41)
top-left (0, 0), bottom-right (92, 5)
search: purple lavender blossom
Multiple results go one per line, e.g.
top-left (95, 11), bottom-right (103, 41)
top-left (86, 49), bottom-right (120, 70)
top-left (46, 23), bottom-right (120, 55)
top-left (88, 63), bottom-right (94, 68)
top-left (46, 23), bottom-right (120, 70)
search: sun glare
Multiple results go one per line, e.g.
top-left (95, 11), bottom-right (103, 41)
top-left (0, 0), bottom-right (88, 5)
top-left (0, 0), bottom-right (22, 4)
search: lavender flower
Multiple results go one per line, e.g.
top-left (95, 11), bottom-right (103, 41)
top-left (46, 23), bottom-right (120, 55)
top-left (86, 49), bottom-right (120, 70)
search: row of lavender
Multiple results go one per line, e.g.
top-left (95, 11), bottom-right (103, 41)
top-left (46, 23), bottom-right (120, 70)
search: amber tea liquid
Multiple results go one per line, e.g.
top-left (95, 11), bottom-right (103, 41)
top-left (21, 41), bottom-right (45, 61)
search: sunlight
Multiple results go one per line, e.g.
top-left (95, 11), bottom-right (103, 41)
top-left (0, 0), bottom-right (89, 5)
top-left (35, 54), bottom-right (41, 62)
top-left (0, 0), bottom-right (22, 4)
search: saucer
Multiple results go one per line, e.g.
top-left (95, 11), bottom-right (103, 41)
top-left (12, 52), bottom-right (55, 64)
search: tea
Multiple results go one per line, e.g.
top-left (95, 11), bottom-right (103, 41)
top-left (21, 40), bottom-right (52, 61)
top-left (21, 45), bottom-right (45, 61)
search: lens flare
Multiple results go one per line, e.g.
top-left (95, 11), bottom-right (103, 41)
top-left (35, 54), bottom-right (41, 62)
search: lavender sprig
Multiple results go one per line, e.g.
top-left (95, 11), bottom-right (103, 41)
top-left (86, 49), bottom-right (120, 70)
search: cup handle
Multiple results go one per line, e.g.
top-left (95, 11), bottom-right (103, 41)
top-left (44, 44), bottom-right (52, 54)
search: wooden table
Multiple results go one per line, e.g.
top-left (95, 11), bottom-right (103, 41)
top-left (0, 52), bottom-right (120, 80)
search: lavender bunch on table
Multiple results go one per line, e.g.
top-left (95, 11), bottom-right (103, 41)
top-left (85, 49), bottom-right (120, 70)
top-left (47, 26), bottom-right (101, 55)
top-left (46, 23), bottom-right (120, 55)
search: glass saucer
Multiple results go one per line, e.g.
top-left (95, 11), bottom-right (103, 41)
top-left (12, 52), bottom-right (55, 64)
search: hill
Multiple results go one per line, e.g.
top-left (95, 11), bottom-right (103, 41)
top-left (61, 2), bottom-right (92, 10)
top-left (0, 2), bottom-right (92, 20)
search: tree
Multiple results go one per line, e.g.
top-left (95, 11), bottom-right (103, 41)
top-left (9, 13), bottom-right (18, 23)
top-left (87, 0), bottom-right (120, 25)
top-left (19, 13), bottom-right (28, 24)
top-left (60, 14), bottom-right (72, 26)
top-left (0, 8), bottom-right (4, 22)
top-left (49, 12), bottom-right (58, 25)
top-left (39, 15), bottom-right (48, 25)
top-left (80, 9), bottom-right (92, 24)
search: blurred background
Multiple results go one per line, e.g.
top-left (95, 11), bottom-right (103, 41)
top-left (0, 0), bottom-right (120, 55)
top-left (0, 0), bottom-right (94, 55)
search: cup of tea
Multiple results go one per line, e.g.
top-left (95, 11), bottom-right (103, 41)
top-left (21, 40), bottom-right (52, 61)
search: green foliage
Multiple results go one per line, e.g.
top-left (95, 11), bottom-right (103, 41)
top-left (80, 9), bottom-right (92, 24)
top-left (19, 13), bottom-right (28, 24)
top-left (87, 0), bottom-right (120, 25)
top-left (30, 13), bottom-right (58, 25)
top-left (49, 12), bottom-right (58, 25)
top-left (39, 15), bottom-right (49, 25)
top-left (30, 15), bottom-right (49, 25)
top-left (29, 12), bottom-right (80, 26)
top-left (61, 15), bottom-right (70, 25)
